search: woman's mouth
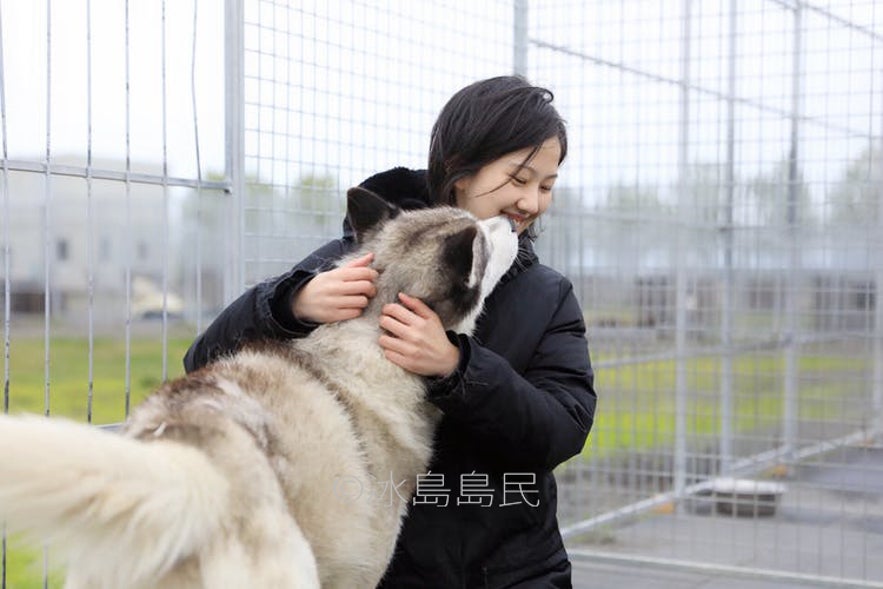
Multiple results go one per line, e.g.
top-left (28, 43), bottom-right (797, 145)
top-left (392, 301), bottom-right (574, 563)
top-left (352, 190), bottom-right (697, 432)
top-left (505, 214), bottom-right (530, 232)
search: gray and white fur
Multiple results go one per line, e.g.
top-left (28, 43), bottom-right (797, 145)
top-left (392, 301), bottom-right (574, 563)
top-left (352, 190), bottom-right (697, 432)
top-left (0, 187), bottom-right (518, 589)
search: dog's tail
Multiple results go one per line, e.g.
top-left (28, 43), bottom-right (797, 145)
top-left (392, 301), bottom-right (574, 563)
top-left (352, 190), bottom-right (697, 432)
top-left (0, 413), bottom-right (229, 587)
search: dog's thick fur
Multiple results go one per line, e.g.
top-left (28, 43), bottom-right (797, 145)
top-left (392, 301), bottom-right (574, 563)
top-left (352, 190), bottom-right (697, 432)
top-left (0, 188), bottom-right (518, 589)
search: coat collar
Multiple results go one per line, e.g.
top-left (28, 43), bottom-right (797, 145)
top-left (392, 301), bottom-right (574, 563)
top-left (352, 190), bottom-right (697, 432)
top-left (501, 234), bottom-right (537, 285)
top-left (358, 167), bottom-right (433, 210)
top-left (342, 167), bottom-right (432, 238)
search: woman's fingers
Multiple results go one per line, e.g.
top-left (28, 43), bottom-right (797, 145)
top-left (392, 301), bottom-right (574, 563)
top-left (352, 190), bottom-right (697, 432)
top-left (340, 252), bottom-right (374, 268)
top-left (334, 274), bottom-right (377, 297)
top-left (292, 253), bottom-right (377, 323)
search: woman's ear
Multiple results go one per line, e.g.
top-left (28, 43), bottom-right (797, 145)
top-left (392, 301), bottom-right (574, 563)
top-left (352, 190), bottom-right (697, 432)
top-left (453, 175), bottom-right (471, 195)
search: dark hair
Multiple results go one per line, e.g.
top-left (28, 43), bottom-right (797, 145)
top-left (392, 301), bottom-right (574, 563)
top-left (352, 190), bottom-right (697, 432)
top-left (428, 75), bottom-right (568, 212)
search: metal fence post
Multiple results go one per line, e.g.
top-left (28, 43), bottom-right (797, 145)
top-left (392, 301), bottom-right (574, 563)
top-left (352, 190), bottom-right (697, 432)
top-left (674, 0), bottom-right (692, 501)
top-left (513, 0), bottom-right (528, 77)
top-left (783, 4), bottom-right (804, 462)
top-left (0, 0), bottom-right (10, 420)
top-left (875, 79), bottom-right (883, 436)
top-left (720, 0), bottom-right (738, 475)
top-left (224, 0), bottom-right (245, 301)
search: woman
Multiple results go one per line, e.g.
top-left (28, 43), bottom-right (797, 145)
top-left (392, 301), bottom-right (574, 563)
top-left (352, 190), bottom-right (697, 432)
top-left (184, 75), bottom-right (596, 588)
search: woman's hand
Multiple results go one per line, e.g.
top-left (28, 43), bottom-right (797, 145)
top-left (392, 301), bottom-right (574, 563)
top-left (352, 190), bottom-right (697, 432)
top-left (293, 253), bottom-right (378, 323)
top-left (378, 293), bottom-right (460, 377)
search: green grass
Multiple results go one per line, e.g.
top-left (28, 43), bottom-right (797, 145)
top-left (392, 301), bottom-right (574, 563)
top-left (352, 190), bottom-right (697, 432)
top-left (2, 539), bottom-right (64, 589)
top-left (3, 335), bottom-right (192, 588)
top-left (586, 348), bottom-right (871, 458)
top-left (6, 336), bottom-right (192, 423)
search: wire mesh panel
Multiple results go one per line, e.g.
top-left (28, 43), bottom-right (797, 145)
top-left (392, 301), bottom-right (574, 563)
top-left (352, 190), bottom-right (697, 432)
top-left (238, 0), bottom-right (516, 284)
top-left (530, 1), bottom-right (883, 585)
top-left (239, 0), bottom-right (883, 584)
top-left (2, 0), bottom-right (882, 586)
top-left (0, 0), bottom-right (225, 584)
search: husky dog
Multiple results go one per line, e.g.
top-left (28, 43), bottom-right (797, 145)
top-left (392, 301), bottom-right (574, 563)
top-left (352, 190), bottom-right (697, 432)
top-left (0, 187), bottom-right (518, 589)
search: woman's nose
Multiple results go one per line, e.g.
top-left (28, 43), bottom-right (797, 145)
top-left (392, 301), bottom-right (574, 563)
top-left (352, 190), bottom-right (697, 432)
top-left (517, 190), bottom-right (540, 215)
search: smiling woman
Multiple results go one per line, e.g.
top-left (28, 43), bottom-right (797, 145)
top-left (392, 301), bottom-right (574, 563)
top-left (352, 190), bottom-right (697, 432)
top-left (453, 137), bottom-right (560, 235)
top-left (428, 76), bottom-right (568, 241)
top-left (184, 75), bottom-right (596, 589)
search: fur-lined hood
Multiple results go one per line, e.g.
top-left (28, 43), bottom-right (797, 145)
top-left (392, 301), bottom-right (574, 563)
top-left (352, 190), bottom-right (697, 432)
top-left (360, 166), bottom-right (433, 211)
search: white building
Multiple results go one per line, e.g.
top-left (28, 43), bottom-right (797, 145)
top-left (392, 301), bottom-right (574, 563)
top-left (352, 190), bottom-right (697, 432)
top-left (2, 158), bottom-right (226, 327)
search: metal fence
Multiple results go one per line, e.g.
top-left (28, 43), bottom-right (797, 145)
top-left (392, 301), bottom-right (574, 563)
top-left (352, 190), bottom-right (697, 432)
top-left (2, 0), bottom-right (882, 586)
top-left (536, 2), bottom-right (883, 586)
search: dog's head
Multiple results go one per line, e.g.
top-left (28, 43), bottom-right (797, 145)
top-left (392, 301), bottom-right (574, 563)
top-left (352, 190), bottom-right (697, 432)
top-left (344, 186), bottom-right (518, 334)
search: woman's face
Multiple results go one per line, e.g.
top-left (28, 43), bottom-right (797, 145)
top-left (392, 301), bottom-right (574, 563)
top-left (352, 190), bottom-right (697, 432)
top-left (454, 136), bottom-right (561, 235)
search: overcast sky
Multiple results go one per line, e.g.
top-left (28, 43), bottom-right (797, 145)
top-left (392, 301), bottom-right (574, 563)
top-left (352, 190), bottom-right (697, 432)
top-left (2, 1), bottom-right (881, 197)
top-left (1, 0), bottom-right (225, 176)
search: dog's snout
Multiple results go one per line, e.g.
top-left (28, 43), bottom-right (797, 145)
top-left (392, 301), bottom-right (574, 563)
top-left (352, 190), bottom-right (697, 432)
top-left (483, 215), bottom-right (516, 234)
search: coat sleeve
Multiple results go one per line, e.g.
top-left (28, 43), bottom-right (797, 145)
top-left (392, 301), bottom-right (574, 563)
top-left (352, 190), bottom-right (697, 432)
top-left (426, 280), bottom-right (596, 472)
top-left (183, 238), bottom-right (350, 372)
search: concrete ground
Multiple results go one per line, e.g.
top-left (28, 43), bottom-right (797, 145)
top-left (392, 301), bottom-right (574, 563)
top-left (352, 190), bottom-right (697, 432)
top-left (565, 445), bottom-right (883, 588)
top-left (570, 556), bottom-right (822, 589)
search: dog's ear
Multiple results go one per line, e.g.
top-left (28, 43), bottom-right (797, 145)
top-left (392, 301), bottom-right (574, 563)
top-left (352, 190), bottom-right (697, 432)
top-left (346, 186), bottom-right (401, 242)
top-left (443, 225), bottom-right (478, 282)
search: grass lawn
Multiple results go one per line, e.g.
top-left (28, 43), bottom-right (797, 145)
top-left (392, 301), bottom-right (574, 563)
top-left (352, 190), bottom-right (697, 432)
top-left (585, 347), bottom-right (872, 458)
top-left (2, 539), bottom-right (63, 589)
top-left (5, 336), bottom-right (193, 423)
top-left (3, 335), bottom-right (193, 588)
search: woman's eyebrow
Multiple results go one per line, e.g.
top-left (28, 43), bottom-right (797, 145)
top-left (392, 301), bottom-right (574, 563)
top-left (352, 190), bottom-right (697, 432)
top-left (507, 162), bottom-right (558, 180)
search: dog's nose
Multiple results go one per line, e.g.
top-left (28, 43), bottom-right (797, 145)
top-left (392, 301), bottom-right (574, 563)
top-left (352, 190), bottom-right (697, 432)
top-left (488, 215), bottom-right (517, 233)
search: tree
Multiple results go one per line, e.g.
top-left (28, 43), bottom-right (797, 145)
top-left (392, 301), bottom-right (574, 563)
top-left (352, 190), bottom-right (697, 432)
top-left (744, 158), bottom-right (815, 229)
top-left (827, 146), bottom-right (881, 227)
top-left (681, 163), bottom-right (725, 227)
top-left (597, 182), bottom-right (673, 271)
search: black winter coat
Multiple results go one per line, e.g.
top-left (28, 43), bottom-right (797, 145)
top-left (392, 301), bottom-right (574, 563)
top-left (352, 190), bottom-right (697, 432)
top-left (183, 168), bottom-right (597, 588)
